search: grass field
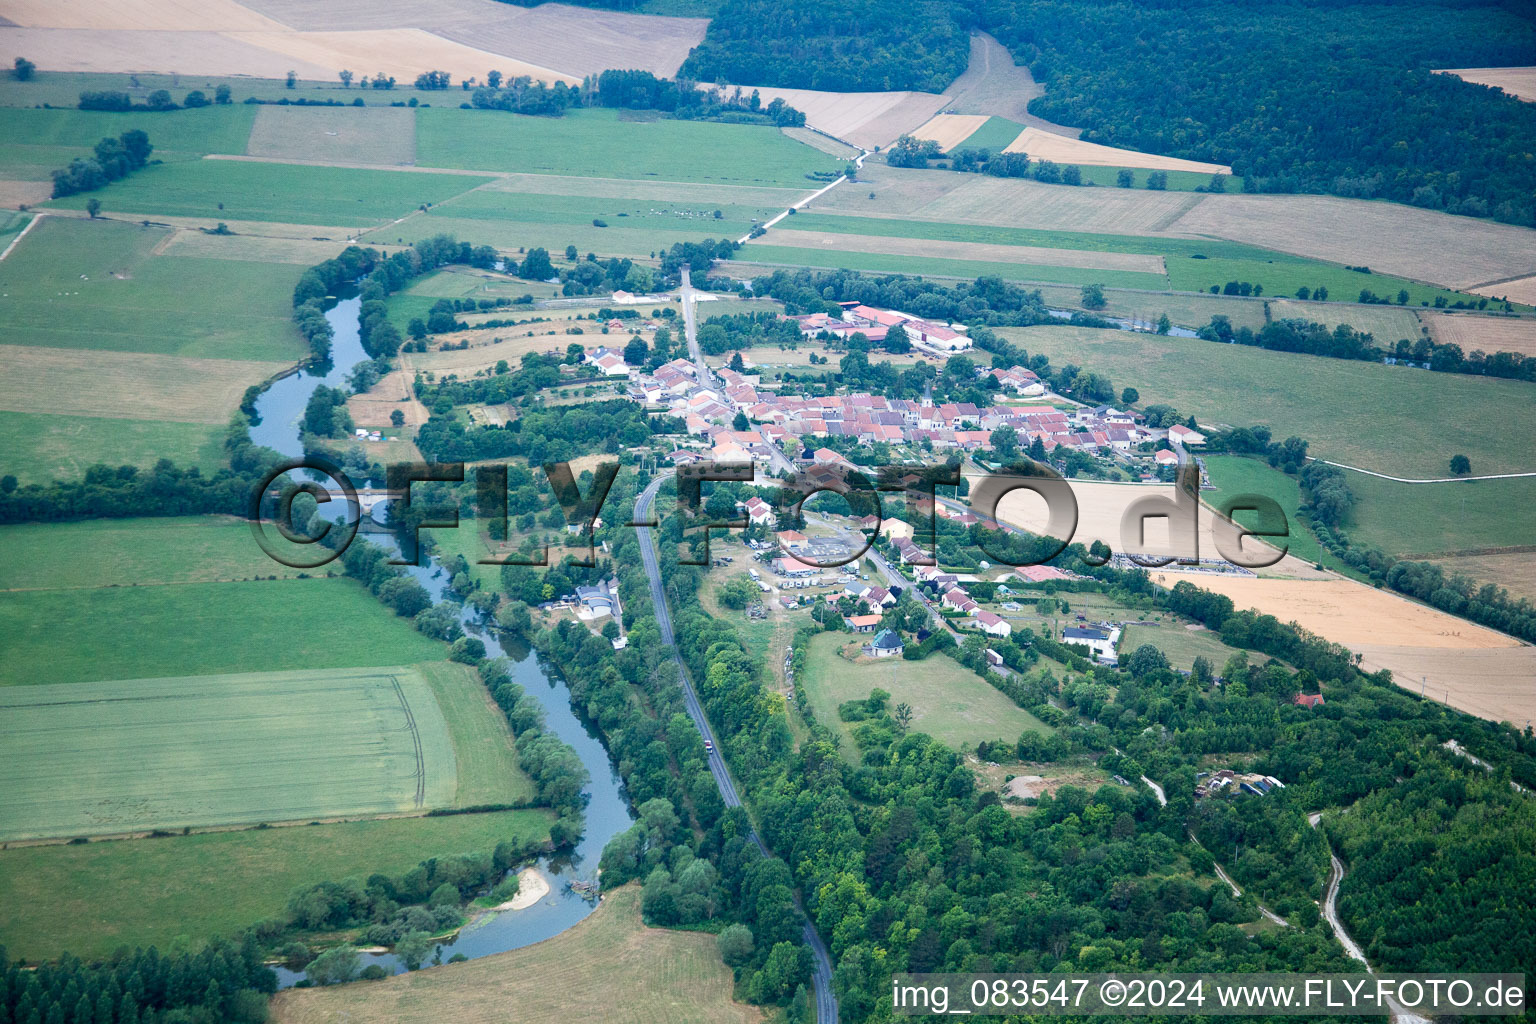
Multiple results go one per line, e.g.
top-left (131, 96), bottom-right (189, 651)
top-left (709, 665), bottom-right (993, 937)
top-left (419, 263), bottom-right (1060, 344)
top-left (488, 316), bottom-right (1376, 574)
top-left (736, 243), bottom-right (1169, 289)
top-left (374, 186), bottom-right (782, 257)
top-left (1000, 326), bottom-right (1536, 477)
top-left (246, 104), bottom-right (417, 165)
top-left (1201, 455), bottom-right (1339, 569)
top-left (417, 661), bottom-right (534, 807)
top-left (0, 216), bottom-right (305, 360)
top-left (0, 809), bottom-right (553, 961)
top-left (799, 631), bottom-right (1050, 754)
top-left (414, 107), bottom-right (834, 187)
top-left (0, 665), bottom-right (457, 840)
top-left (270, 884), bottom-right (762, 1024)
top-left (1266, 299), bottom-right (1424, 342)
top-left (1340, 471), bottom-right (1536, 557)
top-left (0, 578), bottom-right (443, 686)
top-left (0, 411), bottom-right (227, 485)
top-left (950, 116), bottom-right (1025, 154)
top-left (46, 159), bottom-right (490, 226)
top-left (1034, 284), bottom-right (1269, 331)
top-left (0, 106), bottom-right (258, 168)
top-left (0, 517), bottom-right (315, 590)
top-left (1118, 622), bottom-right (1249, 673)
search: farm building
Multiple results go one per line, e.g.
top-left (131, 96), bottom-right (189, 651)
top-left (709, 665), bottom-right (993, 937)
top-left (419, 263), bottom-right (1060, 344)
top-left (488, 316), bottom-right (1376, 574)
top-left (1168, 424), bottom-right (1207, 446)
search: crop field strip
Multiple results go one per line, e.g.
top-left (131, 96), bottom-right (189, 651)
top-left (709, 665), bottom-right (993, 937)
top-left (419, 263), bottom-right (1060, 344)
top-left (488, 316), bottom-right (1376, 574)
top-left (1000, 325), bottom-right (1536, 477)
top-left (734, 244), bottom-right (1169, 289)
top-left (0, 666), bottom-right (457, 840)
top-left (760, 226), bottom-right (1167, 274)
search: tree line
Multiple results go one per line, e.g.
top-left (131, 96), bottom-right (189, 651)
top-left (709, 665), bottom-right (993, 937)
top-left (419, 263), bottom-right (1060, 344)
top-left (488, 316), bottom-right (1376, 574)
top-left (50, 129), bottom-right (152, 199)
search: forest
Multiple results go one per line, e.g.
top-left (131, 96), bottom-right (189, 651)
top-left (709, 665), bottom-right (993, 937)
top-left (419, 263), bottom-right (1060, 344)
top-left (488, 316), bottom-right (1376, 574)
top-left (979, 0), bottom-right (1536, 224)
top-left (679, 0), bottom-right (972, 92)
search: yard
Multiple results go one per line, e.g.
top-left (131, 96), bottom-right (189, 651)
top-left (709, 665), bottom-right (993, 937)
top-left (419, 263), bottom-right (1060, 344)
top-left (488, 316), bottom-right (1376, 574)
top-left (798, 630), bottom-right (1050, 755)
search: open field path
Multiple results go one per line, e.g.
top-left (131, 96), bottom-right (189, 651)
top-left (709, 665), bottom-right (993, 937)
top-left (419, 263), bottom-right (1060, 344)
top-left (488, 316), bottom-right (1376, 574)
top-left (1310, 458), bottom-right (1536, 482)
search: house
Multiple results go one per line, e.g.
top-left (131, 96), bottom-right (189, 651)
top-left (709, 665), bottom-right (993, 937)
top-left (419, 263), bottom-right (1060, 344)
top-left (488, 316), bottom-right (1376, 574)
top-left (863, 629), bottom-right (905, 658)
top-left (583, 346), bottom-right (630, 377)
top-left (774, 555), bottom-right (820, 577)
top-left (575, 581), bottom-right (617, 620)
top-left (847, 614), bottom-right (881, 633)
top-left (743, 496), bottom-right (775, 526)
top-left (1168, 424), bottom-right (1207, 446)
top-left (943, 588), bottom-right (979, 615)
top-left (1014, 565), bottom-right (1070, 585)
top-left (775, 530), bottom-right (809, 552)
top-left (862, 585), bottom-right (894, 609)
top-left (1154, 448), bottom-right (1179, 467)
top-left (880, 518), bottom-right (914, 542)
top-left (973, 610), bottom-right (1011, 638)
top-left (1292, 692), bottom-right (1326, 708)
top-left (1062, 624), bottom-right (1120, 662)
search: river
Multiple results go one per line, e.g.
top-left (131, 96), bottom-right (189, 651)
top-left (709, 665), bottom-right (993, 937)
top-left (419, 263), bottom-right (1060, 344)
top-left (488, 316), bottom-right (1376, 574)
top-left (253, 295), bottom-right (634, 986)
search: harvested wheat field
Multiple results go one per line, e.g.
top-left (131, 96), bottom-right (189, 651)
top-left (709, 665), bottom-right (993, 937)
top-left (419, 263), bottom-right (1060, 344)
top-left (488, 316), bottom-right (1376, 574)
top-left (269, 885), bottom-right (763, 1024)
top-left (1149, 573), bottom-right (1518, 650)
top-left (813, 164), bottom-right (968, 217)
top-left (1424, 314), bottom-right (1536, 357)
top-left (246, 106), bottom-right (417, 166)
top-left (224, 28), bottom-right (577, 85)
top-left (236, 0), bottom-right (708, 79)
top-left (764, 227), bottom-right (1167, 274)
top-left (911, 113), bottom-right (991, 152)
top-left (974, 475), bottom-right (1326, 579)
top-left (1429, 551), bottom-right (1536, 606)
top-left (1349, 644), bottom-right (1536, 727)
top-left (919, 177), bottom-right (1206, 234)
top-left (1004, 128), bottom-right (1232, 174)
top-left (347, 366), bottom-right (424, 430)
top-left (1266, 299), bottom-right (1424, 341)
top-left (1167, 193), bottom-right (1536, 291)
top-left (1437, 66), bottom-right (1536, 101)
top-left (160, 230), bottom-right (349, 265)
top-left (706, 85), bottom-right (946, 150)
top-left (0, 0), bottom-right (287, 32)
top-left (1472, 274), bottom-right (1536, 304)
top-left (405, 333), bottom-right (569, 377)
top-left (0, 28), bottom-right (331, 79)
top-left (0, 346), bottom-right (286, 423)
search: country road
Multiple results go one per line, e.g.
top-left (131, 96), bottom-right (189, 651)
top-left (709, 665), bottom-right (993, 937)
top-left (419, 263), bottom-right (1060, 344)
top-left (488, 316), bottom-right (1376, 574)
top-left (1309, 812), bottom-right (1430, 1024)
top-left (634, 476), bottom-right (839, 1024)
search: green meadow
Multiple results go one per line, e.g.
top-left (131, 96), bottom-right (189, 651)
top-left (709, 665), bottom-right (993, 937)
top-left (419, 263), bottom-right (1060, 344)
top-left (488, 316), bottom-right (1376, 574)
top-left (414, 107), bottom-right (835, 186)
top-left (47, 158), bottom-right (490, 226)
top-left (0, 808), bottom-right (553, 960)
top-left (0, 578), bottom-right (443, 686)
top-left (737, 243), bottom-right (1169, 288)
top-left (1002, 325), bottom-right (1536, 478)
top-left (0, 412), bottom-right (226, 486)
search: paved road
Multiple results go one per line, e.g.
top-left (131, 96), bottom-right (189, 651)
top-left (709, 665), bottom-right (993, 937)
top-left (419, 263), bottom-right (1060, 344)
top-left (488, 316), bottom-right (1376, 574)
top-left (677, 267), bottom-right (717, 388)
top-left (634, 476), bottom-right (839, 1024)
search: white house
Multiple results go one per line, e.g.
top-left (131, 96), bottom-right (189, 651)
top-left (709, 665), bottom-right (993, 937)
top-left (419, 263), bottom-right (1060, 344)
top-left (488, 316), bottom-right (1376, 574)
top-left (973, 610), bottom-right (1011, 638)
top-left (863, 629), bottom-right (905, 658)
top-left (942, 587), bottom-right (978, 615)
top-left (1168, 424), bottom-right (1207, 446)
top-left (743, 496), bottom-right (775, 525)
top-left (1062, 624), bottom-right (1121, 663)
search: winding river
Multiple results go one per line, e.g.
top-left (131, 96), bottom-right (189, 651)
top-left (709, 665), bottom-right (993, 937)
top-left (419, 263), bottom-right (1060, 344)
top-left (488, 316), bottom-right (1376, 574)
top-left (253, 296), bottom-right (634, 985)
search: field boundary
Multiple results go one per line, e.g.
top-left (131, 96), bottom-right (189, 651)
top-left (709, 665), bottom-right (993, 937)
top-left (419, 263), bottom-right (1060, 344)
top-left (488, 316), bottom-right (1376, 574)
top-left (0, 211), bottom-right (41, 261)
top-left (1317, 458), bottom-right (1536, 482)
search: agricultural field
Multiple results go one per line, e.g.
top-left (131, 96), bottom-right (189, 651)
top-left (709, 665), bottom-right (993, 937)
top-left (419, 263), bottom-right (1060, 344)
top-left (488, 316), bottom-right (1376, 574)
top-left (717, 85), bottom-right (944, 150)
top-left (1347, 644), bottom-right (1536, 730)
top-left (1199, 456), bottom-right (1340, 571)
top-left (736, 243), bottom-right (1168, 289)
top-left (245, 104), bottom-right (418, 165)
top-left (948, 116), bottom-right (1027, 154)
top-left (1428, 552), bottom-right (1536, 606)
top-left (970, 470), bottom-right (1325, 577)
top-left (1339, 471), bottom-right (1536, 558)
top-left (1436, 66), bottom-right (1536, 102)
top-left (270, 884), bottom-right (763, 1024)
top-left (761, 226), bottom-right (1167, 274)
top-left (0, 578), bottom-right (443, 686)
top-left (0, 105), bottom-right (258, 168)
top-left (1000, 325), bottom-right (1536, 477)
top-left (0, 216), bottom-right (305, 359)
top-left (1424, 313), bottom-right (1536, 357)
top-left (416, 661), bottom-right (536, 808)
top-left (414, 107), bottom-right (836, 187)
top-left (0, 516), bottom-right (310, 590)
top-left (0, 665), bottom-right (458, 840)
top-left (911, 113), bottom-right (991, 152)
top-left (798, 631), bottom-right (1051, 755)
top-left (0, 411), bottom-right (228, 485)
top-left (46, 158), bottom-right (490, 226)
top-left (1003, 127), bottom-right (1232, 175)
top-left (1266, 299), bottom-right (1424, 342)
top-left (376, 183), bottom-right (784, 258)
top-left (1033, 284), bottom-right (1269, 331)
top-left (0, 808), bottom-right (553, 961)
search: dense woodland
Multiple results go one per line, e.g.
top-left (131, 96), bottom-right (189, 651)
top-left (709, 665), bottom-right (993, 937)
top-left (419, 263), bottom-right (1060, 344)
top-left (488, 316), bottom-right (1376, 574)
top-left (680, 0), bottom-right (972, 92)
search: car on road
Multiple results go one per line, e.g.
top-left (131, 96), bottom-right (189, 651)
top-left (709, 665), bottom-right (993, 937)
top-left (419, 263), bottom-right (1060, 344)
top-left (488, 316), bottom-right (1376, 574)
top-left (704, 739), bottom-right (714, 753)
